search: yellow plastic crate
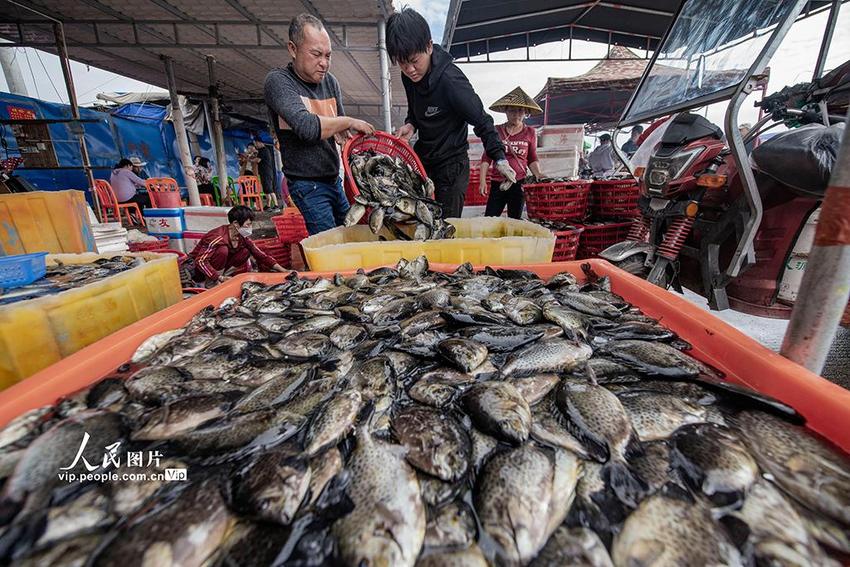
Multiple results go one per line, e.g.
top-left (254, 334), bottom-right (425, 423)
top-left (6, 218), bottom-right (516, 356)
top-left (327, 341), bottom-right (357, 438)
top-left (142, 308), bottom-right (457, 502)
top-left (302, 217), bottom-right (556, 271)
top-left (0, 252), bottom-right (182, 388)
top-left (0, 190), bottom-right (96, 255)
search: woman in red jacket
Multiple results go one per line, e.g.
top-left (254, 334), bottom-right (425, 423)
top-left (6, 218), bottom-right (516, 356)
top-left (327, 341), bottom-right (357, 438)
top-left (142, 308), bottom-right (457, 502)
top-left (190, 206), bottom-right (287, 286)
top-left (479, 87), bottom-right (545, 219)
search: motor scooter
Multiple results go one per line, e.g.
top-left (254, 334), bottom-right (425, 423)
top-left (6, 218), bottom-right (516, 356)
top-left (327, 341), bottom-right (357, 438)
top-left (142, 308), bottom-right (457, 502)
top-left (599, 0), bottom-right (848, 319)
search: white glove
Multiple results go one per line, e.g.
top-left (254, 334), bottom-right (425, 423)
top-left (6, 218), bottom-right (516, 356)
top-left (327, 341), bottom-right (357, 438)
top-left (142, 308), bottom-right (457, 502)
top-left (495, 159), bottom-right (517, 184)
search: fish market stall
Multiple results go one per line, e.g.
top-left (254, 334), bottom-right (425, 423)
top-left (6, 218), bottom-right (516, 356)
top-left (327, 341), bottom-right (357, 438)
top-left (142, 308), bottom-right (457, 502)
top-left (0, 258), bottom-right (847, 566)
top-left (0, 252), bottom-right (181, 387)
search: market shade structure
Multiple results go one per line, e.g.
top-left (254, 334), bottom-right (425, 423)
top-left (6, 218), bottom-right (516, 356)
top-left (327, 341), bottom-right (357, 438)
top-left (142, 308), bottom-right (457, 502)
top-left (528, 46), bottom-right (649, 129)
top-left (443, 0), bottom-right (839, 62)
top-left (0, 0), bottom-right (407, 128)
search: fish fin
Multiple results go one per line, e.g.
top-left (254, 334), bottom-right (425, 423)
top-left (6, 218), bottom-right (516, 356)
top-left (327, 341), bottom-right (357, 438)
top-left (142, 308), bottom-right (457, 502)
top-left (625, 433), bottom-right (644, 459)
top-left (583, 361), bottom-right (599, 386)
top-left (659, 481), bottom-right (694, 503)
top-left (566, 499), bottom-right (614, 547)
top-left (602, 459), bottom-right (647, 508)
top-left (696, 379), bottom-right (804, 424)
top-left (0, 497), bottom-right (22, 528)
top-left (717, 514), bottom-right (754, 558)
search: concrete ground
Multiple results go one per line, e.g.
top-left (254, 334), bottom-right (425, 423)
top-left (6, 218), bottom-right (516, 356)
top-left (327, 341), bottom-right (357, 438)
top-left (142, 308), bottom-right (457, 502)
top-left (677, 288), bottom-right (850, 389)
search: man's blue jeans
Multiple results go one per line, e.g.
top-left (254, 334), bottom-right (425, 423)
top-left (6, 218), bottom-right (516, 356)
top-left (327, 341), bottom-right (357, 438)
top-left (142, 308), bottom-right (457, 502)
top-left (288, 177), bottom-right (350, 235)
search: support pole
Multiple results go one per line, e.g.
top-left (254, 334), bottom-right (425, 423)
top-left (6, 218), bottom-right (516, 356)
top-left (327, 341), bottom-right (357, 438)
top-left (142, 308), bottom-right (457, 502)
top-left (0, 47), bottom-right (29, 96)
top-left (268, 123), bottom-right (283, 192)
top-left (206, 56), bottom-right (229, 204)
top-left (377, 18), bottom-right (392, 132)
top-left (53, 24), bottom-right (98, 219)
top-left (780, 106), bottom-right (850, 373)
top-left (813, 0), bottom-right (840, 81)
top-left (163, 55), bottom-right (200, 206)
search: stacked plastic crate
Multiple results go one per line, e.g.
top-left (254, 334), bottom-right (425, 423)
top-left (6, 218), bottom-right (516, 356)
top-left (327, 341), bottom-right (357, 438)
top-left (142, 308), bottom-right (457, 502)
top-left (523, 177), bottom-right (641, 260)
top-left (272, 208), bottom-right (309, 270)
top-left (578, 179), bottom-right (641, 259)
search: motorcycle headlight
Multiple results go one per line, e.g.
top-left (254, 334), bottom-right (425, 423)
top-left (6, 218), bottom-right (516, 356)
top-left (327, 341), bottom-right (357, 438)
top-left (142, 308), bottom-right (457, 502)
top-left (645, 147), bottom-right (704, 193)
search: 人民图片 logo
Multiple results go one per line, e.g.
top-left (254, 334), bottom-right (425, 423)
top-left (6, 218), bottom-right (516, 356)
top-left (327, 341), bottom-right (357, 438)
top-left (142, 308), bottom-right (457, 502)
top-left (57, 432), bottom-right (187, 484)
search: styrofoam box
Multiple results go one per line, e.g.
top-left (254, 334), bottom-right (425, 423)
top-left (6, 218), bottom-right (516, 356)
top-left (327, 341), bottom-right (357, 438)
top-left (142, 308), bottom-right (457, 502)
top-left (538, 124), bottom-right (585, 149)
top-left (791, 207), bottom-right (820, 255)
top-left (156, 232), bottom-right (185, 253)
top-left (183, 206), bottom-right (232, 233)
top-left (143, 208), bottom-right (185, 234)
top-left (537, 147), bottom-right (580, 179)
top-left (182, 231), bottom-right (206, 254)
top-left (468, 135), bottom-right (485, 162)
top-left (779, 253), bottom-right (808, 303)
top-left (779, 207), bottom-right (822, 302)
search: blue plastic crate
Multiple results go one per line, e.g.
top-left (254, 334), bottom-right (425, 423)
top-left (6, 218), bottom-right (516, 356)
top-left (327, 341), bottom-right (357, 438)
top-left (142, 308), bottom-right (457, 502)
top-left (0, 252), bottom-right (48, 290)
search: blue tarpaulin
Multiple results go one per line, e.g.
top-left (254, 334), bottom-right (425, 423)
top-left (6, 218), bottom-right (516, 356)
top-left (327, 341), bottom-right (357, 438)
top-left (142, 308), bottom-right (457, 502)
top-left (0, 92), bottom-right (273, 199)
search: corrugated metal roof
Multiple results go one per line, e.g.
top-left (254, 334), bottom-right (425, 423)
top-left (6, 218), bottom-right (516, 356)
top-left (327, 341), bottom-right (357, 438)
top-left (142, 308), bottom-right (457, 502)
top-left (0, 0), bottom-right (408, 127)
top-left (443, 0), bottom-right (838, 62)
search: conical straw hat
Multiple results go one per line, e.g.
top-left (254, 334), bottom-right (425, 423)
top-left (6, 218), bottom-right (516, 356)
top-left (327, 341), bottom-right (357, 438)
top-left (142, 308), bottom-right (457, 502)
top-left (489, 86), bottom-right (543, 115)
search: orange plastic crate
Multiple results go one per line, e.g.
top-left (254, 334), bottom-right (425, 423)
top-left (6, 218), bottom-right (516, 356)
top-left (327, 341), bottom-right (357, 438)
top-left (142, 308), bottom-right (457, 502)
top-left (1, 260), bottom-right (847, 457)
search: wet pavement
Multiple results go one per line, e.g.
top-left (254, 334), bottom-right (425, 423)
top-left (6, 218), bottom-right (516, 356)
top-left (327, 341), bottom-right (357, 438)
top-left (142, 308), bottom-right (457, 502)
top-left (679, 288), bottom-right (850, 389)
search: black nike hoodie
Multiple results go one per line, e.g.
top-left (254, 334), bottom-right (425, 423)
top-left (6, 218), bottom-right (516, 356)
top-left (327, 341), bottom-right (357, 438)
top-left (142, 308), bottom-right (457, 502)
top-left (403, 44), bottom-right (506, 168)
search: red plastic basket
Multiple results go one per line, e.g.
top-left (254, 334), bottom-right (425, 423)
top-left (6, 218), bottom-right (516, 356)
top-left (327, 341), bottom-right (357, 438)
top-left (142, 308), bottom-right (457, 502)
top-left (272, 208), bottom-right (309, 244)
top-left (552, 225), bottom-right (584, 262)
top-left (576, 220), bottom-right (636, 259)
top-left (465, 166), bottom-right (491, 206)
top-left (591, 179), bottom-right (641, 219)
top-left (523, 180), bottom-right (591, 222)
top-left (253, 237), bottom-right (292, 269)
top-left (128, 236), bottom-right (170, 253)
top-left (342, 132), bottom-right (427, 203)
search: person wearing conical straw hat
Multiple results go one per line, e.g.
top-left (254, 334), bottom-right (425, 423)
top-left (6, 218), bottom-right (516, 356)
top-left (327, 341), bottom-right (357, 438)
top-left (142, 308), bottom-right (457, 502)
top-left (479, 86), bottom-right (545, 219)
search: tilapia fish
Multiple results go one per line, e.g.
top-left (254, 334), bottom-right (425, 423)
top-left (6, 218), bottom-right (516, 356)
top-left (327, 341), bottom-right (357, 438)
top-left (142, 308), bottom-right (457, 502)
top-left (556, 378), bottom-right (646, 507)
top-left (613, 489), bottom-right (742, 566)
top-left (348, 149), bottom-right (451, 241)
top-left (733, 410), bottom-right (850, 525)
top-left (475, 444), bottom-right (557, 565)
top-left (333, 429), bottom-right (425, 567)
top-left (4, 255), bottom-right (848, 567)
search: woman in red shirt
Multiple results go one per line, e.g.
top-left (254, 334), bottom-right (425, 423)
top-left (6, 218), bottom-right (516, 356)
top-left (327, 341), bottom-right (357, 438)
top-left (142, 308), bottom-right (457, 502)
top-left (479, 87), bottom-right (545, 219)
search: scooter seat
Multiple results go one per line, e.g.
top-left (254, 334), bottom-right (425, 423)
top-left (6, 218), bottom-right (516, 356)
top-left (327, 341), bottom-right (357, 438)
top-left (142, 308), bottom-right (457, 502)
top-left (751, 123), bottom-right (844, 199)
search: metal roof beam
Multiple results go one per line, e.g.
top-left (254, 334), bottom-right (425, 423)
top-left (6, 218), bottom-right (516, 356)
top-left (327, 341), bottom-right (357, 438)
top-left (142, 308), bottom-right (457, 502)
top-left (441, 0), bottom-right (463, 47)
top-left (221, 0), bottom-right (287, 47)
top-left (453, 2), bottom-right (674, 31)
top-left (4, 38), bottom-right (378, 51)
top-left (144, 0), bottom-right (269, 69)
top-left (451, 21), bottom-right (661, 50)
top-left (69, 0), bottom-right (260, 93)
top-left (0, 17), bottom-right (382, 27)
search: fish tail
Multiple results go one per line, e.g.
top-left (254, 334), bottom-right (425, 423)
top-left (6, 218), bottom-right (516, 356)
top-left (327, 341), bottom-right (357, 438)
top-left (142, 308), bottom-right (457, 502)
top-left (602, 458), bottom-right (647, 508)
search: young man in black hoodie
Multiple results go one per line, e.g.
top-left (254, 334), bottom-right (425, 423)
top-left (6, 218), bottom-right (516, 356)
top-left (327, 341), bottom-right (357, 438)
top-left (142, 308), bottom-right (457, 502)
top-left (387, 7), bottom-right (516, 218)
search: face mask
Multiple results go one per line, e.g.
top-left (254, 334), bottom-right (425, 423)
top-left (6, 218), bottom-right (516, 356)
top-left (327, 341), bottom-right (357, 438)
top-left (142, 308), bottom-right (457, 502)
top-left (237, 226), bottom-right (252, 238)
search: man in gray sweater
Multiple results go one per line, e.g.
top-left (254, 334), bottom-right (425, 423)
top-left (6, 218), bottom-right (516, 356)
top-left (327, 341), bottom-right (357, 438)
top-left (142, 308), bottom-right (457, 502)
top-left (264, 14), bottom-right (374, 235)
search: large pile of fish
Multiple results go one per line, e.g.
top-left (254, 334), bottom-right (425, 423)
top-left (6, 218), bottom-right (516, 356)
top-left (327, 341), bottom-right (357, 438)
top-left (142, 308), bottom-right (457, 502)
top-left (346, 149), bottom-right (455, 240)
top-left (0, 256), bottom-right (146, 306)
top-left (0, 257), bottom-right (848, 566)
